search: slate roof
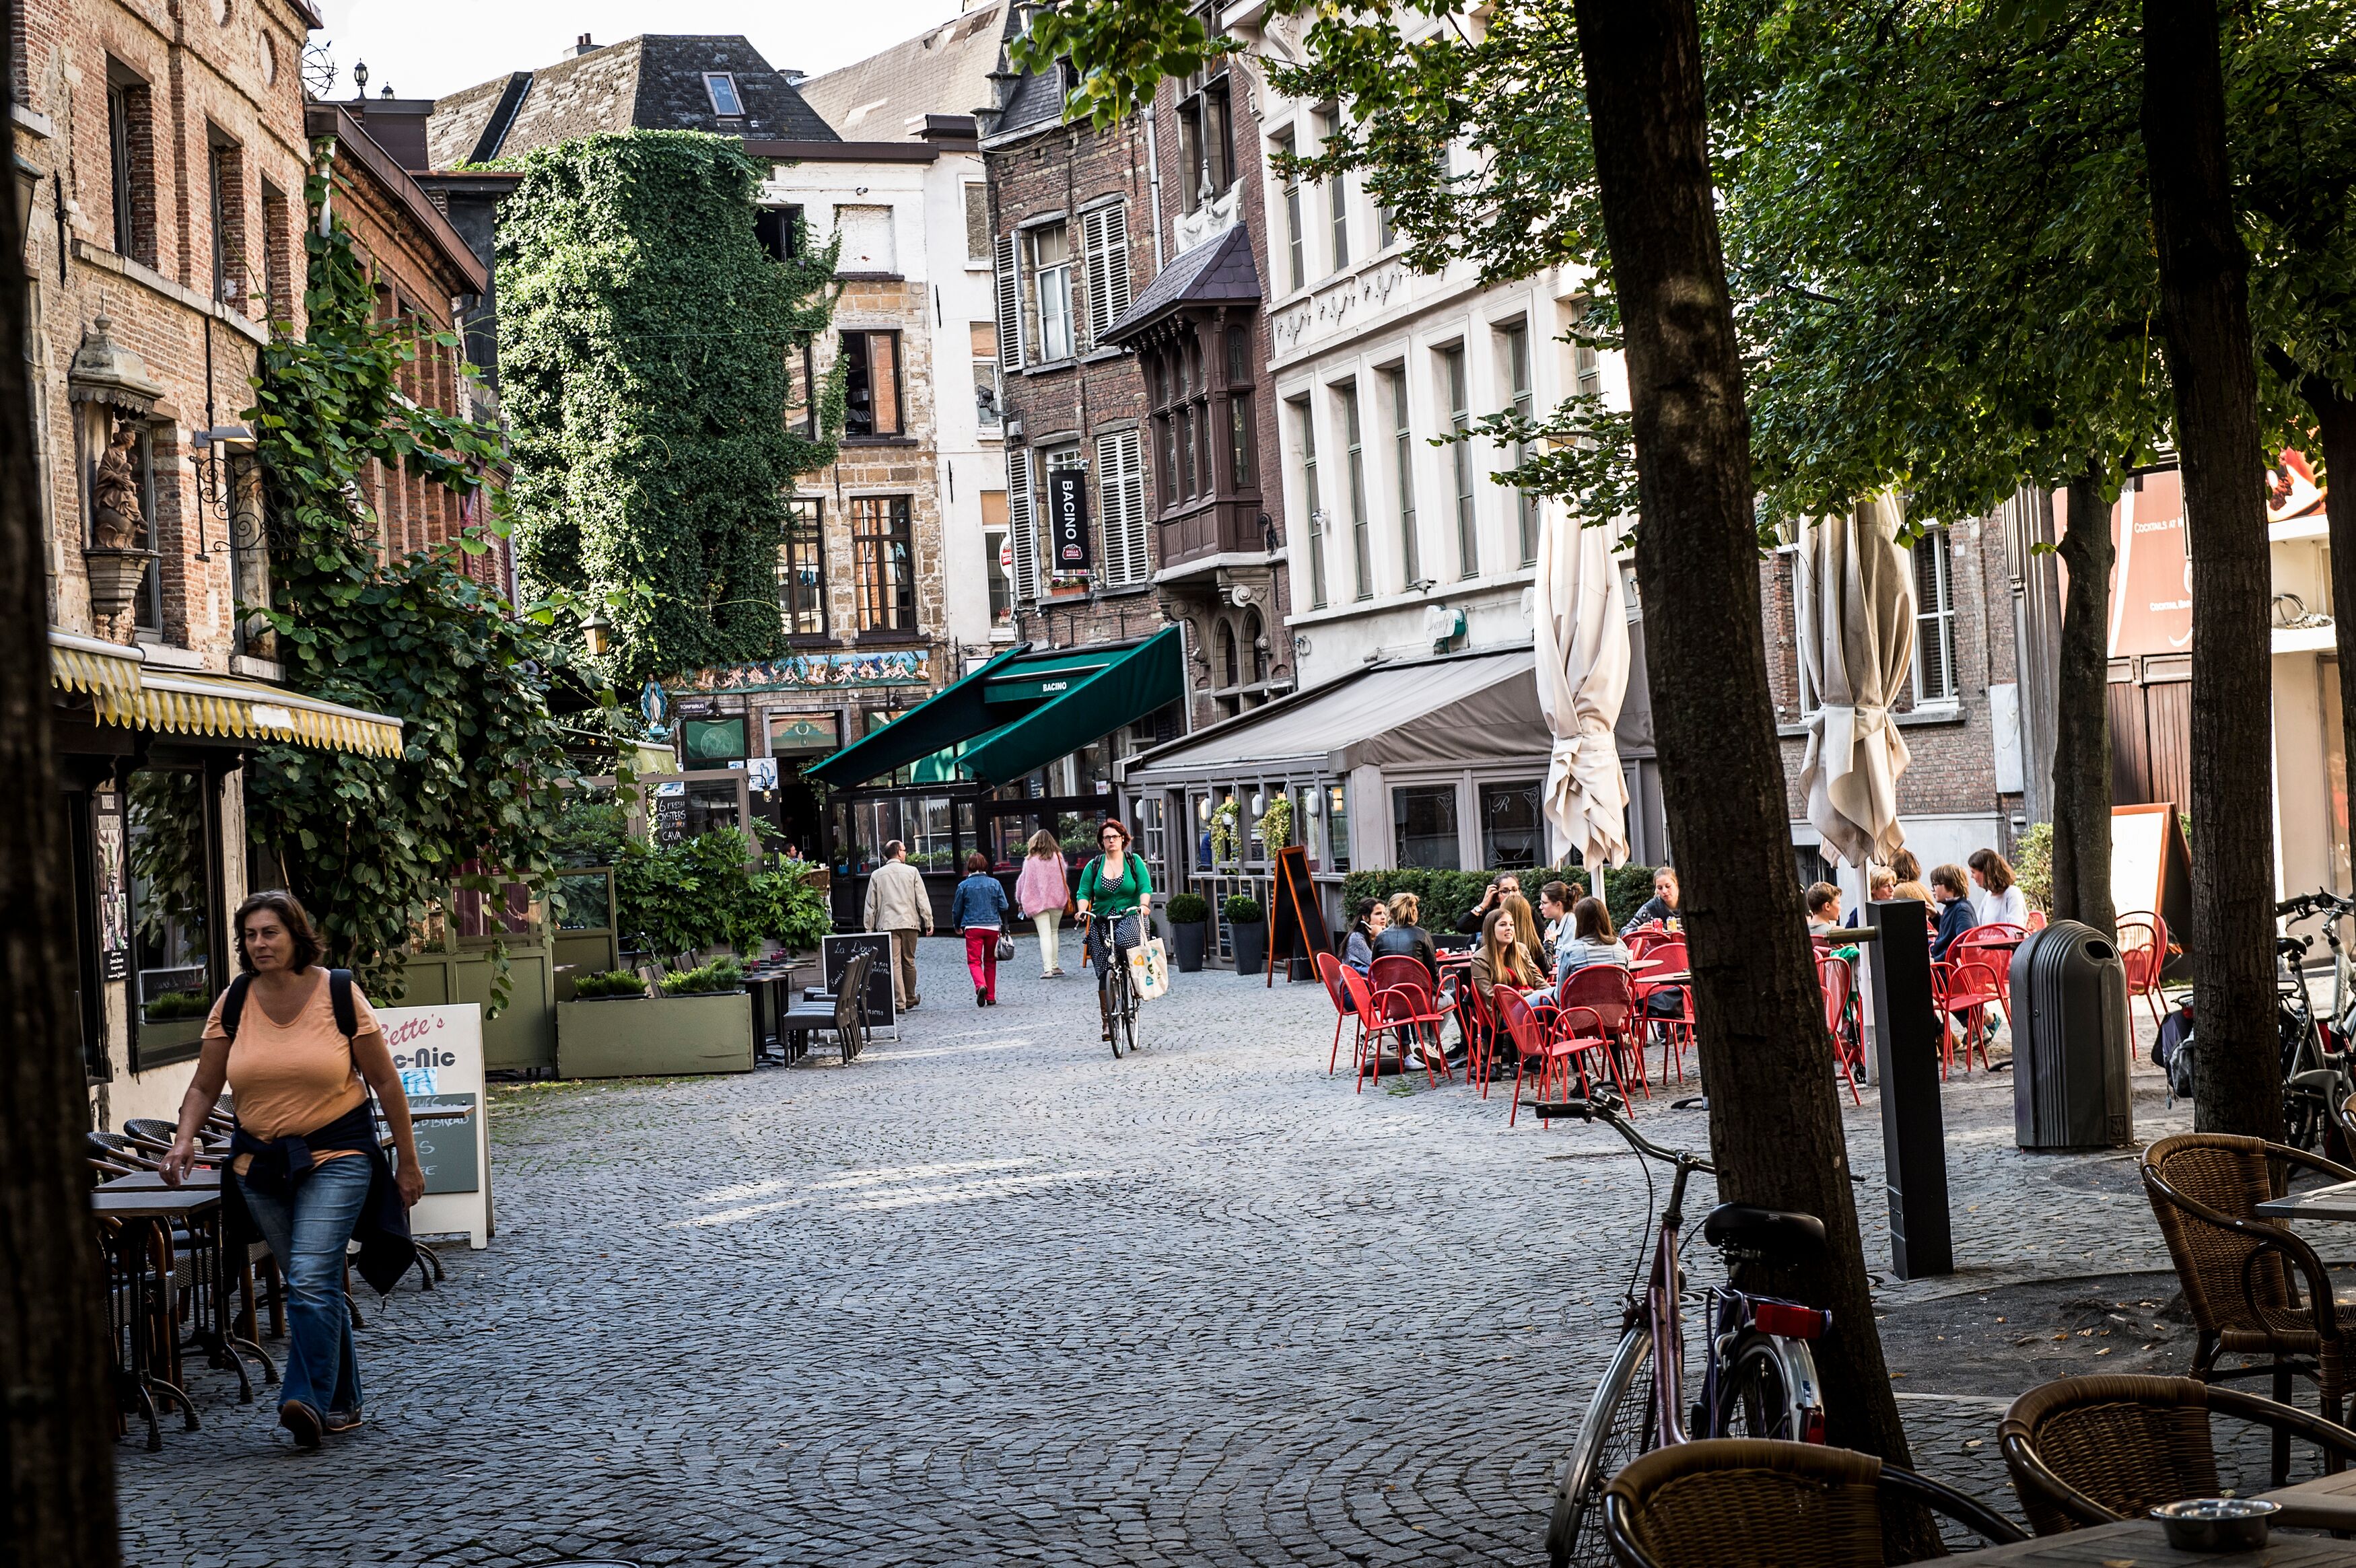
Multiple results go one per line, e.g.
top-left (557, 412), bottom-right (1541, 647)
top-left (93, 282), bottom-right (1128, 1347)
top-left (426, 36), bottom-right (839, 168)
top-left (1101, 225), bottom-right (1262, 343)
top-left (798, 1), bottom-right (1008, 140)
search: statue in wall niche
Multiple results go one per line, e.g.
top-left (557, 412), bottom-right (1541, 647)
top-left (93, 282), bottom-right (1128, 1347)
top-left (90, 421), bottom-right (145, 550)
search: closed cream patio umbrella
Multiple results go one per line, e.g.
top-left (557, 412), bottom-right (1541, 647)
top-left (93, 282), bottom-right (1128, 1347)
top-left (1533, 507), bottom-right (1632, 920)
top-left (1797, 495), bottom-right (1916, 873)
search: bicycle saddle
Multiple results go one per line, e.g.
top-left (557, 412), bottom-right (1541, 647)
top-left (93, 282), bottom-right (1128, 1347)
top-left (1701, 1203), bottom-right (1826, 1262)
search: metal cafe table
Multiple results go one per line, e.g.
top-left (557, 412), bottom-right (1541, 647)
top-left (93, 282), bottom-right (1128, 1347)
top-left (90, 1178), bottom-right (272, 1449)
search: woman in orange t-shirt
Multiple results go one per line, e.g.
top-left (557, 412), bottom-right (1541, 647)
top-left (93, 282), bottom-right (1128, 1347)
top-left (160, 890), bottom-right (423, 1449)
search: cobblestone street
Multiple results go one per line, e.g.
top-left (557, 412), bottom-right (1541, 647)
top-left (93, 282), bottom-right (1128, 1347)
top-left (118, 937), bottom-right (2229, 1567)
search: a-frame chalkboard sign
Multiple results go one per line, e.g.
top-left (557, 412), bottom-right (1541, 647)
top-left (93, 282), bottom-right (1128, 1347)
top-left (1266, 843), bottom-right (1333, 985)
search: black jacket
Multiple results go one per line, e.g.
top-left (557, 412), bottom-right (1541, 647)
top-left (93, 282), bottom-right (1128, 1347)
top-left (1619, 896), bottom-right (1679, 935)
top-left (1371, 923), bottom-right (1441, 985)
top-left (223, 1101), bottom-right (414, 1296)
top-left (1931, 895), bottom-right (1981, 962)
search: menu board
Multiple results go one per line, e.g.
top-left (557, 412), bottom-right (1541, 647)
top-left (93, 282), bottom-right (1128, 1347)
top-left (1266, 844), bottom-right (1333, 985)
top-left (378, 1003), bottom-right (490, 1248)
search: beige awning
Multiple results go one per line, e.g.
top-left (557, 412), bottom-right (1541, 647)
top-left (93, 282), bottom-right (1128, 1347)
top-left (48, 629), bottom-right (405, 758)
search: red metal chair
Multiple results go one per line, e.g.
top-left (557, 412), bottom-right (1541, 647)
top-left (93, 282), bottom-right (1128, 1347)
top-left (1499, 989), bottom-right (1615, 1126)
top-left (2118, 911), bottom-right (2174, 1034)
top-left (1560, 964), bottom-right (1649, 1100)
top-left (1630, 940), bottom-right (1690, 1084)
top-left (1336, 965), bottom-right (1387, 1088)
top-left (1368, 956), bottom-right (1454, 1088)
top-left (1457, 979), bottom-right (1504, 1097)
top-left (1817, 954), bottom-right (1863, 1106)
top-left (1939, 958), bottom-right (2004, 1076)
top-left (2026, 909), bottom-right (2048, 931)
top-left (1316, 952), bottom-right (1366, 1077)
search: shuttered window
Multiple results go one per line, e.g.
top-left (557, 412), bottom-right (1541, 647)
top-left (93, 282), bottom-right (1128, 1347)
top-left (1080, 202), bottom-right (1131, 352)
top-left (1008, 448), bottom-right (1040, 602)
top-left (1912, 525), bottom-right (1956, 704)
top-left (994, 232), bottom-right (1025, 371)
top-left (1097, 429), bottom-right (1149, 587)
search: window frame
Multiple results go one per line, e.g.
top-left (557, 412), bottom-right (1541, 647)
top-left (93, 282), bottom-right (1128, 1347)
top-left (1319, 109), bottom-right (1349, 273)
top-left (703, 72), bottom-right (745, 118)
top-left (850, 495), bottom-right (917, 636)
top-left (1391, 783), bottom-right (1462, 871)
top-left (840, 329), bottom-right (904, 439)
top-left (1441, 345), bottom-right (1478, 579)
top-left (1029, 221), bottom-right (1076, 363)
top-left (1293, 396), bottom-right (1327, 609)
top-left (1500, 320), bottom-right (1537, 566)
top-left (106, 71), bottom-right (149, 264)
top-left (1911, 524), bottom-right (1959, 706)
top-left (1384, 365), bottom-right (1417, 584)
top-left (1279, 131), bottom-right (1306, 293)
top-left (1338, 379), bottom-right (1372, 600)
top-left (779, 496), bottom-right (828, 639)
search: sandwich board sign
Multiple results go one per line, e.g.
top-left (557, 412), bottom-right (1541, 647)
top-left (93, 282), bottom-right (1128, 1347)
top-left (378, 1003), bottom-right (491, 1248)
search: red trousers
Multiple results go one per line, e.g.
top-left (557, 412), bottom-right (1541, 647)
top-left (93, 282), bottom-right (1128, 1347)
top-left (965, 928), bottom-right (999, 1001)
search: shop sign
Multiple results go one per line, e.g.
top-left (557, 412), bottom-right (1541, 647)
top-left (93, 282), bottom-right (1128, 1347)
top-left (377, 1003), bottom-right (490, 1248)
top-left (671, 649), bottom-right (930, 695)
top-left (94, 791), bottom-right (128, 981)
top-left (767, 713), bottom-right (841, 753)
top-left (1048, 468), bottom-right (1091, 573)
top-left (2106, 470), bottom-right (2191, 658)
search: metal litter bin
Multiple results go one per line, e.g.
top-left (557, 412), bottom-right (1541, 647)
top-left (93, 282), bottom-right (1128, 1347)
top-left (2011, 919), bottom-right (2133, 1151)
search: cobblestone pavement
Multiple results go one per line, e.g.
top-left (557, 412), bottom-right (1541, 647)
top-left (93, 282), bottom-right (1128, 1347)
top-left (118, 940), bottom-right (2233, 1566)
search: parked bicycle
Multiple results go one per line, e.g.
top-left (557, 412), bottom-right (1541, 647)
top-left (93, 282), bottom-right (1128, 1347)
top-left (1531, 1090), bottom-right (1833, 1568)
top-left (1080, 910), bottom-right (1143, 1059)
top-left (2274, 890), bottom-right (2356, 1153)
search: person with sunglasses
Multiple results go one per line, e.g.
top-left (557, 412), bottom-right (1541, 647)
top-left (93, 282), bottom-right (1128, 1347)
top-left (1074, 819), bottom-right (1152, 1043)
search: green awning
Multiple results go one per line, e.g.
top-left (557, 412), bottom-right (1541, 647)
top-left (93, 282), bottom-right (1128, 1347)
top-left (961, 627), bottom-right (1185, 787)
top-left (983, 651), bottom-right (1117, 705)
top-left (909, 719), bottom-right (1022, 785)
top-left (803, 643), bottom-right (1031, 787)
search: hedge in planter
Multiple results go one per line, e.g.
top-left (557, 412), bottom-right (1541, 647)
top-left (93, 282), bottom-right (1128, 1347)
top-left (1340, 864), bottom-right (1659, 931)
top-left (1165, 893), bottom-right (1210, 973)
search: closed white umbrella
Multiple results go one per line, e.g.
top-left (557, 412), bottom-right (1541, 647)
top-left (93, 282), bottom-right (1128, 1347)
top-left (1797, 496), bottom-right (1916, 872)
top-left (1533, 507), bottom-right (1632, 921)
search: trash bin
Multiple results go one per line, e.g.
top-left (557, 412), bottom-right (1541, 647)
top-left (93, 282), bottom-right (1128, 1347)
top-left (2011, 919), bottom-right (2133, 1151)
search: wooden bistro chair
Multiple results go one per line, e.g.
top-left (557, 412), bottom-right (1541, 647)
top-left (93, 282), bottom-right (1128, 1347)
top-left (2000, 1374), bottom-right (2356, 1534)
top-left (1368, 955), bottom-right (1454, 1087)
top-left (1601, 1438), bottom-right (2024, 1567)
top-left (2141, 1132), bottom-right (2356, 1478)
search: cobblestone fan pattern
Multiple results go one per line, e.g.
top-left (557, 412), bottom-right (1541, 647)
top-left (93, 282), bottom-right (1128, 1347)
top-left (120, 943), bottom-right (2213, 1566)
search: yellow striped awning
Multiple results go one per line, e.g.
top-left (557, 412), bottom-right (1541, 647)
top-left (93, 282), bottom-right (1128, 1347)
top-left (48, 629), bottom-right (405, 757)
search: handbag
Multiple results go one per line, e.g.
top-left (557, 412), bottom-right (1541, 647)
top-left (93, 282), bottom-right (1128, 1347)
top-left (995, 931), bottom-right (1016, 962)
top-left (1128, 937), bottom-right (1171, 1001)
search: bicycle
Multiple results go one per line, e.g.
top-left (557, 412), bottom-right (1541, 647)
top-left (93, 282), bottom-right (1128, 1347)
top-left (2273, 890), bottom-right (2356, 1153)
top-left (1531, 1089), bottom-right (1834, 1568)
top-left (1081, 909), bottom-right (1142, 1059)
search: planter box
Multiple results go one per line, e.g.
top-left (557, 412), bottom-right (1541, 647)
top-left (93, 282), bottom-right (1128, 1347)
top-left (556, 990), bottom-right (754, 1078)
top-left (1169, 919), bottom-right (1208, 973)
top-left (1230, 920), bottom-right (1267, 978)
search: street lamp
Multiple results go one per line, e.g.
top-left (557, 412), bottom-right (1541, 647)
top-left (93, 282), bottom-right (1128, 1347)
top-left (580, 610), bottom-right (613, 658)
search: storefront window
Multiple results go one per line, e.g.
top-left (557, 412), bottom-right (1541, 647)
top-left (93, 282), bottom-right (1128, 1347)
top-left (1135, 797), bottom-right (1167, 886)
top-left (1327, 783), bottom-right (1350, 874)
top-left (1192, 791), bottom-right (1214, 870)
top-left (1480, 780), bottom-right (1544, 869)
top-left (1393, 784), bottom-right (1460, 869)
top-left (127, 768), bottom-right (217, 1061)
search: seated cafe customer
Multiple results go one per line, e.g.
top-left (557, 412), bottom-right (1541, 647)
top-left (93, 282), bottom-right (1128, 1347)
top-left (1344, 896), bottom-right (1387, 977)
top-left (160, 890), bottom-right (421, 1450)
top-left (1372, 892), bottom-right (1446, 1058)
top-left (1619, 867), bottom-right (1682, 935)
top-left (1929, 863), bottom-right (1981, 961)
top-left (1469, 905), bottom-right (1544, 1010)
top-left (1807, 882), bottom-right (1842, 935)
top-left (1546, 896), bottom-right (1632, 1001)
top-left (1846, 869), bottom-right (1897, 927)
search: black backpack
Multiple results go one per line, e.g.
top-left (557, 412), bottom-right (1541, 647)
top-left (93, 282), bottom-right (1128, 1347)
top-left (221, 968), bottom-right (358, 1041)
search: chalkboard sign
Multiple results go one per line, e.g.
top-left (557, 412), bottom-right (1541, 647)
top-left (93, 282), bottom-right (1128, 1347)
top-left (1266, 843), bottom-right (1333, 985)
top-left (822, 931), bottom-right (898, 1031)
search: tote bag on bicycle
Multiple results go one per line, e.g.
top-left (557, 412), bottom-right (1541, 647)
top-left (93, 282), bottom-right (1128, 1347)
top-left (1128, 937), bottom-right (1171, 1001)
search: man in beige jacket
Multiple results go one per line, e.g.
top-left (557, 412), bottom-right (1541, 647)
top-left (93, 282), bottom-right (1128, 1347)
top-left (862, 840), bottom-right (932, 1010)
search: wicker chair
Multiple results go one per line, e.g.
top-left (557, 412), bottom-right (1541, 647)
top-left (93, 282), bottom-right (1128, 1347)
top-left (1601, 1438), bottom-right (2024, 1567)
top-left (2141, 1132), bottom-right (2356, 1447)
top-left (2001, 1374), bottom-right (2356, 1534)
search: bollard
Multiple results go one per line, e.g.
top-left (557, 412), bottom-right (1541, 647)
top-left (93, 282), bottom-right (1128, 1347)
top-left (1863, 897), bottom-right (1953, 1279)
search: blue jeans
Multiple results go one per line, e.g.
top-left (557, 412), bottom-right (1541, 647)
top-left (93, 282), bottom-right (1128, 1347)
top-left (238, 1155), bottom-right (370, 1416)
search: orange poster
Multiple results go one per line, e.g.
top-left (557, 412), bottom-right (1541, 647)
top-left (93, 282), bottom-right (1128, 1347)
top-left (2108, 470), bottom-right (2191, 658)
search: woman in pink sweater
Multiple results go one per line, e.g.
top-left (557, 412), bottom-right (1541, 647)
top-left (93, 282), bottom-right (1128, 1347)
top-left (1014, 830), bottom-right (1072, 978)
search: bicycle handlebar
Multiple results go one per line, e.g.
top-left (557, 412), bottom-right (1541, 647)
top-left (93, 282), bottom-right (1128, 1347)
top-left (2279, 890), bottom-right (2356, 919)
top-left (1525, 1094), bottom-right (1715, 1172)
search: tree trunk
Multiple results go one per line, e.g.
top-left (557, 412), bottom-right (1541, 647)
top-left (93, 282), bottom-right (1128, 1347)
top-left (2142, 0), bottom-right (2283, 1141)
top-left (1570, 0), bottom-right (1916, 1482)
top-left (2301, 380), bottom-right (2356, 878)
top-left (2052, 467), bottom-right (2116, 937)
top-left (0, 3), bottom-right (129, 1561)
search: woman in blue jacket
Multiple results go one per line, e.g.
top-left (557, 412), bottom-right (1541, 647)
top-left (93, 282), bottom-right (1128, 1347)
top-left (950, 853), bottom-right (1012, 1007)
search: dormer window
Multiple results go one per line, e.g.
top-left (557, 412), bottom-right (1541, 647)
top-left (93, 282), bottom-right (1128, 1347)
top-left (703, 73), bottom-right (744, 117)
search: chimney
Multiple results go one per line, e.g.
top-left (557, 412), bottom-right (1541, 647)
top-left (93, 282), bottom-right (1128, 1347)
top-left (572, 33), bottom-right (598, 57)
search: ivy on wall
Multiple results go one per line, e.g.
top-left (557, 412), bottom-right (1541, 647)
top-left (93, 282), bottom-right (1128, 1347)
top-left (495, 131), bottom-right (845, 685)
top-left (244, 177), bottom-right (584, 999)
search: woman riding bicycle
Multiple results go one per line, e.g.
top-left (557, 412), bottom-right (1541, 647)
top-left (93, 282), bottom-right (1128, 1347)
top-left (1075, 819), bottom-right (1152, 1042)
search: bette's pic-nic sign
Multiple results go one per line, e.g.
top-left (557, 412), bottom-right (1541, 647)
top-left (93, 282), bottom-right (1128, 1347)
top-left (376, 1003), bottom-right (491, 1248)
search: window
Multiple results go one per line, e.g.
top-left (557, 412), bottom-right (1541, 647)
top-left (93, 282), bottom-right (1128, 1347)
top-left (1501, 321), bottom-right (1537, 565)
top-left (1480, 781), bottom-right (1544, 867)
top-left (1441, 345), bottom-right (1477, 578)
top-left (754, 205), bottom-right (802, 260)
top-left (982, 489), bottom-right (1012, 627)
top-left (1218, 620), bottom-right (1240, 686)
top-left (703, 72), bottom-right (744, 117)
top-left (778, 497), bottom-right (827, 637)
top-left (1338, 381), bottom-right (1371, 600)
top-left (1080, 203), bottom-right (1130, 351)
top-left (1912, 525), bottom-right (1957, 704)
top-left (787, 339), bottom-right (819, 437)
top-left (1393, 785), bottom-right (1461, 870)
top-left (1007, 448), bottom-right (1040, 602)
top-left (841, 330), bottom-right (903, 438)
top-left (1177, 71), bottom-right (1235, 212)
top-left (971, 321), bottom-right (1001, 428)
top-left (1043, 444), bottom-right (1084, 583)
top-left (207, 133), bottom-right (245, 304)
top-left (994, 232), bottom-right (1027, 372)
top-left (1245, 609), bottom-right (1270, 684)
top-left (1327, 782), bottom-right (1351, 873)
top-left (1280, 131), bottom-right (1305, 292)
top-left (1097, 428), bottom-right (1148, 587)
top-left (833, 205), bottom-right (895, 273)
top-left (1294, 397), bottom-right (1326, 609)
top-left (1375, 199), bottom-right (1397, 252)
top-left (1228, 390), bottom-right (1255, 490)
top-left (1570, 297), bottom-right (1603, 400)
top-left (1385, 367), bottom-right (1417, 584)
top-left (106, 68), bottom-right (152, 264)
top-left (1319, 110), bottom-right (1349, 273)
top-left (852, 496), bottom-right (916, 633)
top-left (260, 179), bottom-right (292, 319)
top-left (963, 181), bottom-right (990, 264)
top-left (1027, 222), bottom-right (1074, 361)
top-left (126, 768), bottom-right (221, 1069)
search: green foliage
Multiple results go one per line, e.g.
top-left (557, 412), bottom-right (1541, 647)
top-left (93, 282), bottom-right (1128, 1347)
top-left (571, 969), bottom-right (650, 999)
top-left (1255, 795), bottom-right (1293, 852)
top-left (244, 178), bottom-right (582, 1000)
top-left (1165, 892), bottom-right (1209, 924)
top-left (497, 131), bottom-right (844, 685)
top-left (1208, 798), bottom-right (1241, 865)
top-left (143, 989), bottom-right (214, 1021)
top-left (612, 827), bottom-right (832, 962)
top-left (1340, 864), bottom-right (1659, 931)
top-left (1222, 895), bottom-right (1264, 925)
top-left (744, 861), bottom-right (834, 954)
top-left (2012, 822), bottom-right (2054, 916)
top-left (660, 954), bottom-right (748, 995)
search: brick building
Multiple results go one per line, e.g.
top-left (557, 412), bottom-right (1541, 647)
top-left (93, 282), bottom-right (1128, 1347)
top-left (13, 0), bottom-right (408, 1123)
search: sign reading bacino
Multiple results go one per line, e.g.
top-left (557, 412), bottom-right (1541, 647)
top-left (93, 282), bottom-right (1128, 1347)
top-left (1048, 467), bottom-right (1091, 573)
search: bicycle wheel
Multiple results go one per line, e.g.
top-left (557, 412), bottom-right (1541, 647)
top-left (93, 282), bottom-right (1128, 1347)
top-left (1121, 985), bottom-right (1141, 1054)
top-left (1710, 1332), bottom-right (1820, 1442)
top-left (1547, 1327), bottom-right (1656, 1568)
top-left (1106, 969), bottom-right (1127, 1059)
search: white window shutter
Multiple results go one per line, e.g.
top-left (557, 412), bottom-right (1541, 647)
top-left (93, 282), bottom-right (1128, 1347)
top-left (1008, 448), bottom-right (1039, 602)
top-left (1082, 204), bottom-right (1131, 352)
top-left (995, 232), bottom-right (1025, 371)
top-left (1097, 429), bottom-right (1148, 587)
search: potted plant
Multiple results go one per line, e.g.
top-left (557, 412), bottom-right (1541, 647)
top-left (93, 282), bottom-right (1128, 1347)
top-left (557, 954), bottom-right (755, 1078)
top-left (1166, 892), bottom-right (1210, 972)
top-left (1225, 894), bottom-right (1267, 976)
top-left (569, 970), bottom-right (648, 1000)
top-left (1256, 795), bottom-right (1293, 853)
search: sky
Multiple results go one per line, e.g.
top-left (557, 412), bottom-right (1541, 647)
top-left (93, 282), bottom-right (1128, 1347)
top-left (307, 0), bottom-right (975, 101)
